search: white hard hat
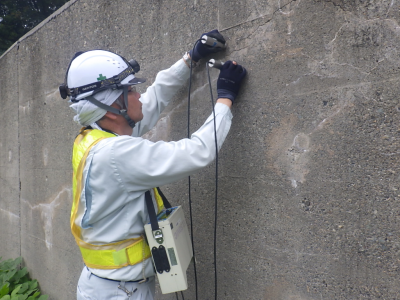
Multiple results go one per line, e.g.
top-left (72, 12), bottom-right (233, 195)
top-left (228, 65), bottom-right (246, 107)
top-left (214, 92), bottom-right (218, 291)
top-left (60, 50), bottom-right (146, 128)
top-left (60, 50), bottom-right (145, 101)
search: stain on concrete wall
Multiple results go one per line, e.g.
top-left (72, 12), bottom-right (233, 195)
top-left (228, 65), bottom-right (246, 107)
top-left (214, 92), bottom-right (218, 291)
top-left (1, 0), bottom-right (400, 299)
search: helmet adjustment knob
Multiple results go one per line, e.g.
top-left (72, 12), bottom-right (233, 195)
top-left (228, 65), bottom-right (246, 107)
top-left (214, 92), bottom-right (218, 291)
top-left (59, 84), bottom-right (69, 99)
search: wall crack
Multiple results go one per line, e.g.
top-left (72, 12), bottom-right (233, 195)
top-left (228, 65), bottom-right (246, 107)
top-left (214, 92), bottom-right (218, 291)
top-left (22, 187), bottom-right (72, 250)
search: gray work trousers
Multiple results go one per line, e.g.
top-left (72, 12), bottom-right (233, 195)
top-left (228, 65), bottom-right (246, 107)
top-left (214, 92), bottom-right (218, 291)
top-left (77, 267), bottom-right (155, 300)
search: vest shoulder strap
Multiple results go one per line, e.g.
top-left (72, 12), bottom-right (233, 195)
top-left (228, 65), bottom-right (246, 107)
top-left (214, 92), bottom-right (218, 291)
top-left (71, 129), bottom-right (151, 270)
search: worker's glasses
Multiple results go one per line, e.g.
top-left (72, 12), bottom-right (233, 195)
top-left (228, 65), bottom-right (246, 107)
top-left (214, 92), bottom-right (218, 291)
top-left (114, 86), bottom-right (136, 109)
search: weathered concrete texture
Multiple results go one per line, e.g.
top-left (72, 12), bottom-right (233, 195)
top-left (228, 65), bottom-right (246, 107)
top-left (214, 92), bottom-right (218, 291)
top-left (0, 47), bottom-right (20, 260)
top-left (1, 0), bottom-right (400, 299)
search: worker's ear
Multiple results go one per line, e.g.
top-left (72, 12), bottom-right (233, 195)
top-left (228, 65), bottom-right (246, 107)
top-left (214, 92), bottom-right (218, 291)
top-left (103, 111), bottom-right (118, 120)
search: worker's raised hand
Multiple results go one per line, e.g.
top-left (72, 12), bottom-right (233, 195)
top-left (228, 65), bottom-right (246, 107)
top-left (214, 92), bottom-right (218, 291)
top-left (217, 61), bottom-right (247, 103)
top-left (190, 29), bottom-right (226, 62)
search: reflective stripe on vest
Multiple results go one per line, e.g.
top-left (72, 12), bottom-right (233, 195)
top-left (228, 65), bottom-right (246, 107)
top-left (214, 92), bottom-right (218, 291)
top-left (71, 127), bottom-right (164, 269)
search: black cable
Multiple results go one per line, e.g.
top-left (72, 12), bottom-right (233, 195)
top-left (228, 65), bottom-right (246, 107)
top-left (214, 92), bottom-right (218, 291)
top-left (187, 39), bottom-right (201, 300)
top-left (186, 39), bottom-right (220, 300)
top-left (174, 290), bottom-right (185, 300)
top-left (206, 63), bottom-right (219, 300)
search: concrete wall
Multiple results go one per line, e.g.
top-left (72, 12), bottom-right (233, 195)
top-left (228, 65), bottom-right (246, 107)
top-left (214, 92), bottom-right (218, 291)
top-left (1, 0), bottom-right (400, 299)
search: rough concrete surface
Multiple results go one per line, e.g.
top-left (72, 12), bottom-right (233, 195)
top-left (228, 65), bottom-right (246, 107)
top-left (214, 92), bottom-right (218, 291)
top-left (1, 0), bottom-right (400, 299)
top-left (0, 46), bottom-right (20, 261)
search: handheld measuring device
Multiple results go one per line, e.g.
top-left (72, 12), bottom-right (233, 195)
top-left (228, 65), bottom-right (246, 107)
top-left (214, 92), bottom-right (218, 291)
top-left (144, 205), bottom-right (193, 294)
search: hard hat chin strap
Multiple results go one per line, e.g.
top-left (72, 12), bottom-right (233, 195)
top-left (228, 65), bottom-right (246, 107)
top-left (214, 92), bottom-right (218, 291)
top-left (120, 110), bottom-right (136, 128)
top-left (86, 92), bottom-right (136, 128)
top-left (121, 86), bottom-right (136, 128)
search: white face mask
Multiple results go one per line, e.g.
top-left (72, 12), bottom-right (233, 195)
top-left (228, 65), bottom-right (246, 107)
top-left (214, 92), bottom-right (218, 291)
top-left (70, 89), bottom-right (123, 126)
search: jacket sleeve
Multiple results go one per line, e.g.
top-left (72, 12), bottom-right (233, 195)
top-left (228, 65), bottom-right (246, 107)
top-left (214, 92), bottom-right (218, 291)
top-left (114, 103), bottom-right (233, 191)
top-left (132, 58), bottom-right (190, 137)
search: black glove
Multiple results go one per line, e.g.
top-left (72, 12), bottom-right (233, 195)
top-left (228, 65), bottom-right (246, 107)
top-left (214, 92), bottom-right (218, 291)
top-left (217, 61), bottom-right (247, 103)
top-left (189, 29), bottom-right (226, 62)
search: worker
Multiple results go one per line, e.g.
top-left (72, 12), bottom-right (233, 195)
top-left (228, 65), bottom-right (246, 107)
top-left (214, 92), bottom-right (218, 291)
top-left (60, 29), bottom-right (247, 300)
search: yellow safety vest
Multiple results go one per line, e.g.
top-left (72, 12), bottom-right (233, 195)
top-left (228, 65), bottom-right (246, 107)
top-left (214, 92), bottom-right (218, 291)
top-left (71, 127), bottom-right (165, 269)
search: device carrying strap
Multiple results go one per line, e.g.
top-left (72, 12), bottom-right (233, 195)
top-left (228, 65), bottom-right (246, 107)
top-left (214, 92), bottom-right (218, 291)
top-left (145, 191), bottom-right (159, 232)
top-left (156, 187), bottom-right (172, 209)
top-left (145, 188), bottom-right (172, 232)
top-left (145, 188), bottom-right (173, 274)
